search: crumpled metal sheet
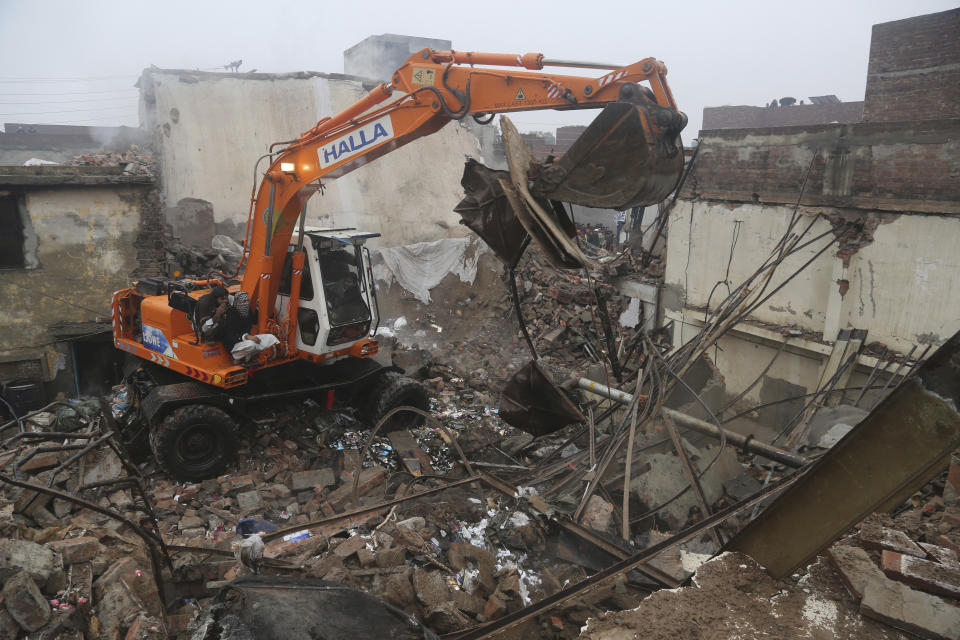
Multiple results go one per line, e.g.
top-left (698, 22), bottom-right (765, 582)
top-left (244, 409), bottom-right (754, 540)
top-left (499, 360), bottom-right (585, 437)
top-left (192, 576), bottom-right (439, 640)
top-left (454, 158), bottom-right (530, 269)
top-left (500, 117), bottom-right (592, 270)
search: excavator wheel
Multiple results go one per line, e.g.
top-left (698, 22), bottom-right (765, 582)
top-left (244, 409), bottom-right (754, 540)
top-left (149, 404), bottom-right (239, 481)
top-left (361, 372), bottom-right (430, 432)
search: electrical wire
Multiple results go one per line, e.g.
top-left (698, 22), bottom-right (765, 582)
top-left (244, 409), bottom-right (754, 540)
top-left (0, 105), bottom-right (136, 116)
top-left (2, 280), bottom-right (104, 315)
top-left (0, 96), bottom-right (138, 105)
top-left (0, 74), bottom-right (137, 82)
top-left (10, 328), bottom-right (112, 351)
top-left (0, 89), bottom-right (138, 97)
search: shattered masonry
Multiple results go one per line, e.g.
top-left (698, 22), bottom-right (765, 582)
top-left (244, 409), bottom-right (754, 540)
top-left (1, 8), bottom-right (960, 640)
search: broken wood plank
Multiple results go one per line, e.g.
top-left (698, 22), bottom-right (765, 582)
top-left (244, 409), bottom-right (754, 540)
top-left (388, 430), bottom-right (434, 476)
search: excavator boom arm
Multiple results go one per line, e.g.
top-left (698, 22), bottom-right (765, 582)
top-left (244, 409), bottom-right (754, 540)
top-left (241, 49), bottom-right (684, 334)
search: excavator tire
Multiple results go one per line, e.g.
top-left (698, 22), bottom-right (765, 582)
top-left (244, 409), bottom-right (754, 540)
top-left (361, 372), bottom-right (430, 432)
top-left (150, 404), bottom-right (238, 481)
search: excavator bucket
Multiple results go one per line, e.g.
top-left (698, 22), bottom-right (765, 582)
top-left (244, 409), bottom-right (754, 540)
top-left (528, 87), bottom-right (687, 209)
top-left (455, 90), bottom-right (685, 270)
top-left (454, 158), bottom-right (530, 269)
top-left (499, 360), bottom-right (585, 437)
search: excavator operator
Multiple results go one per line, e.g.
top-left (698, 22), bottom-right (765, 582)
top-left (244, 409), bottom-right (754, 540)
top-left (196, 286), bottom-right (259, 351)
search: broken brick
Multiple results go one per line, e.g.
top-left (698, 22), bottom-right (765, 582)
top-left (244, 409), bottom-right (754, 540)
top-left (124, 614), bottom-right (165, 639)
top-left (828, 545), bottom-right (887, 601)
top-left (46, 537), bottom-right (101, 565)
top-left (2, 570), bottom-right (50, 632)
top-left (376, 547), bottom-right (406, 568)
top-left (0, 538), bottom-right (61, 585)
top-left (413, 568), bottom-right (451, 608)
top-left (0, 597), bottom-right (19, 640)
top-left (357, 548), bottom-right (376, 568)
top-left (581, 495), bottom-right (615, 533)
top-left (332, 534), bottom-right (368, 559)
top-left (483, 594), bottom-right (507, 620)
top-left (860, 525), bottom-right (925, 557)
top-left (861, 575), bottom-right (960, 640)
top-left (921, 542), bottom-right (959, 565)
top-left (291, 468), bottom-right (335, 492)
top-left (425, 601), bottom-right (472, 633)
top-left (883, 550), bottom-right (960, 599)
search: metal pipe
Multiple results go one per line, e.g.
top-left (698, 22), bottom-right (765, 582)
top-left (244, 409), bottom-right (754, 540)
top-left (576, 377), bottom-right (808, 468)
top-left (264, 182), bottom-right (276, 257)
top-left (541, 58), bottom-right (622, 70)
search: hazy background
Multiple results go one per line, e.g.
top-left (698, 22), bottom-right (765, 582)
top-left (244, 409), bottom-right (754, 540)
top-left (0, 0), bottom-right (956, 138)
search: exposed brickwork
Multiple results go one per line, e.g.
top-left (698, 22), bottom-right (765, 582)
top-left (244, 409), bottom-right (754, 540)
top-left (702, 102), bottom-right (864, 131)
top-left (131, 186), bottom-right (167, 278)
top-left (863, 8), bottom-right (960, 123)
top-left (681, 119), bottom-right (960, 213)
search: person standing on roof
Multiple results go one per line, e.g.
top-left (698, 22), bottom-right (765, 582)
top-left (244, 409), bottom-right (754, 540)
top-left (614, 210), bottom-right (627, 246)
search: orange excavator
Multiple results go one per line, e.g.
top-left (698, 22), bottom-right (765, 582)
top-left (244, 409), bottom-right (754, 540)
top-left (112, 49), bottom-right (687, 480)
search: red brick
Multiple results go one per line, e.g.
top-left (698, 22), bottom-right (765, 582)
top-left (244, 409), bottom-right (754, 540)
top-left (47, 537), bottom-right (100, 565)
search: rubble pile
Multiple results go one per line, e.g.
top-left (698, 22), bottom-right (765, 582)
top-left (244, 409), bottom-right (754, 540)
top-left (581, 465), bottom-right (960, 640)
top-left (64, 147), bottom-right (155, 176)
top-left (0, 403), bottom-right (170, 639)
top-left (1, 384), bottom-right (665, 640)
top-left (164, 234), bottom-right (244, 280)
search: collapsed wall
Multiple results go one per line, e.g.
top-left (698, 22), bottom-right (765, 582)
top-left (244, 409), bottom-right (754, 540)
top-left (667, 9), bottom-right (960, 420)
top-left (138, 68), bottom-right (484, 247)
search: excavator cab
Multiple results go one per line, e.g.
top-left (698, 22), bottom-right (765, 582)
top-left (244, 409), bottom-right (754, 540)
top-left (276, 228), bottom-right (380, 357)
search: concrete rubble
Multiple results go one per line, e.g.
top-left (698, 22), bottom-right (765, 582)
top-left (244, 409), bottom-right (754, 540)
top-left (3, 236), bottom-right (958, 639)
top-left (2, 8), bottom-right (959, 640)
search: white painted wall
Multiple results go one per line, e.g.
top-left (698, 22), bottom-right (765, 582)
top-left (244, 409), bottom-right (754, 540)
top-left (665, 199), bottom-right (960, 406)
top-left (141, 71), bottom-right (482, 247)
top-left (665, 202), bottom-right (837, 332)
top-left (842, 215), bottom-right (960, 348)
top-left (1, 187), bottom-right (144, 354)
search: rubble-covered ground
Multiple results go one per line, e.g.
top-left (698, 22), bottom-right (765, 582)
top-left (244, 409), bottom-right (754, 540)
top-left (3, 242), bottom-right (959, 640)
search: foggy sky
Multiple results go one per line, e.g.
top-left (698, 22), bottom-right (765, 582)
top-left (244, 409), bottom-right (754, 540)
top-left (0, 0), bottom-right (956, 140)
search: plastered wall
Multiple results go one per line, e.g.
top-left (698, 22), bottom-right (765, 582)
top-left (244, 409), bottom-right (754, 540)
top-left (141, 70), bottom-right (483, 248)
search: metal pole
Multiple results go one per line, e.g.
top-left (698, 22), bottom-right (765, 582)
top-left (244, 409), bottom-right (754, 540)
top-left (576, 377), bottom-right (808, 468)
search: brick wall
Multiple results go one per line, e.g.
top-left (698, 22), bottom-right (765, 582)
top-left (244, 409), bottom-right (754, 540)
top-left (702, 102), bottom-right (864, 130)
top-left (681, 119), bottom-right (960, 213)
top-left (132, 186), bottom-right (167, 278)
top-left (863, 8), bottom-right (960, 122)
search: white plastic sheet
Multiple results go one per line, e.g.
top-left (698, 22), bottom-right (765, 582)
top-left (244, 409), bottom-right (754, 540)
top-left (231, 333), bottom-right (280, 362)
top-left (371, 237), bottom-right (487, 304)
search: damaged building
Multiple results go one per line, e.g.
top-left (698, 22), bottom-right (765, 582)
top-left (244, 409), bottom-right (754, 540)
top-left (662, 7), bottom-right (960, 437)
top-left (0, 9), bottom-right (959, 640)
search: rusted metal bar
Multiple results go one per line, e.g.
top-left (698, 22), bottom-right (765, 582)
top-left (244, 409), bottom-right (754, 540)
top-left (868, 344), bottom-right (918, 411)
top-left (0, 402), bottom-right (84, 437)
top-left (725, 330), bottom-right (960, 579)
top-left (853, 347), bottom-right (888, 407)
top-left (451, 470), bottom-right (802, 639)
top-left (354, 405), bottom-right (474, 507)
top-left (576, 377), bottom-right (808, 468)
top-left (661, 413), bottom-right (723, 547)
top-left (262, 475), bottom-right (481, 543)
top-left (480, 473), bottom-right (681, 589)
top-left (0, 471), bottom-right (171, 606)
top-left (12, 443), bottom-right (87, 478)
top-left (508, 266), bottom-right (538, 360)
top-left (45, 432), bottom-right (115, 487)
top-left (2, 431), bottom-right (97, 449)
top-left (593, 287), bottom-right (622, 383)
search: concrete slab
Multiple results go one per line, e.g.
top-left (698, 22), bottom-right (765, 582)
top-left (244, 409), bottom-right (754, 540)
top-left (882, 550), bottom-right (960, 599)
top-left (861, 575), bottom-right (960, 640)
